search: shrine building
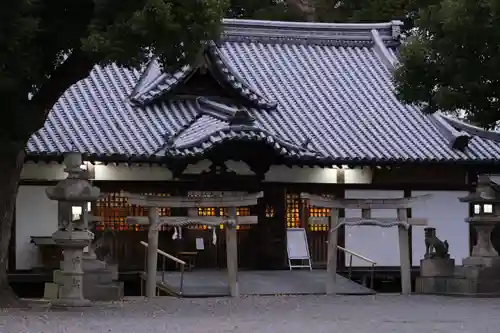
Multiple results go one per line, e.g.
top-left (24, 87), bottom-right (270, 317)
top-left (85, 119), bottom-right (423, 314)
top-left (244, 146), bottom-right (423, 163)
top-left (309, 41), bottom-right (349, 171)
top-left (10, 19), bottom-right (500, 291)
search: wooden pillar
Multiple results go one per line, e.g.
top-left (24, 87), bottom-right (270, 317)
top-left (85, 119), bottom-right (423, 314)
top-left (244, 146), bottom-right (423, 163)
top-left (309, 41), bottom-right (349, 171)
top-left (226, 207), bottom-right (239, 297)
top-left (397, 208), bottom-right (411, 295)
top-left (326, 208), bottom-right (339, 295)
top-left (146, 206), bottom-right (159, 298)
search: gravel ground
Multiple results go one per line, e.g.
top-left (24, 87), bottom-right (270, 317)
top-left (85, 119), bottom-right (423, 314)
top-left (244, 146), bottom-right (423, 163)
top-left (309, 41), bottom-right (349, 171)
top-left (1, 295), bottom-right (499, 333)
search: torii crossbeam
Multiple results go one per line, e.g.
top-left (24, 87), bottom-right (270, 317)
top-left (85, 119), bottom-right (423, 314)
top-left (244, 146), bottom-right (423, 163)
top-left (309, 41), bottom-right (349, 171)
top-left (301, 193), bottom-right (430, 295)
top-left (124, 191), bottom-right (263, 298)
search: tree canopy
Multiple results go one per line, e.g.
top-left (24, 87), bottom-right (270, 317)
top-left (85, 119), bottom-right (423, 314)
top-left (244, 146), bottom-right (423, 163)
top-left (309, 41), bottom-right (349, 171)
top-left (394, 0), bottom-right (500, 129)
top-left (314, 0), bottom-right (422, 30)
top-left (0, 0), bottom-right (227, 146)
top-left (226, 0), bottom-right (305, 21)
top-left (0, 0), bottom-right (227, 307)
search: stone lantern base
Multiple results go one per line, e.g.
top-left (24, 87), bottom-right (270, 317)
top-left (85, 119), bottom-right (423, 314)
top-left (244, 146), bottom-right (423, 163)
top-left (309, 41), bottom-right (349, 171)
top-left (462, 256), bottom-right (500, 280)
top-left (46, 253), bottom-right (124, 302)
top-left (50, 297), bottom-right (92, 308)
top-left (416, 256), bottom-right (500, 297)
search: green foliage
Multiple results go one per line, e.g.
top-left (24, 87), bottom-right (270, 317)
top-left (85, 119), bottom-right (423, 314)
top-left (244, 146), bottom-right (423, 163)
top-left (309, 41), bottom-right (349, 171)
top-left (0, 0), bottom-right (227, 141)
top-left (226, 0), bottom-right (305, 21)
top-left (314, 0), bottom-right (426, 30)
top-left (394, 0), bottom-right (500, 128)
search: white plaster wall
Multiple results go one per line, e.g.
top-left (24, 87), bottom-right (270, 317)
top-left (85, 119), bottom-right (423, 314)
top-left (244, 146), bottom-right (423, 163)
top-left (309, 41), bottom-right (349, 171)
top-left (411, 191), bottom-right (469, 266)
top-left (264, 166), bottom-right (371, 184)
top-left (20, 163), bottom-right (174, 181)
top-left (182, 160), bottom-right (213, 174)
top-left (94, 164), bottom-right (173, 181)
top-left (264, 166), bottom-right (337, 183)
top-left (344, 167), bottom-right (372, 184)
top-left (16, 186), bottom-right (58, 270)
top-left (21, 162), bottom-right (66, 180)
top-left (344, 190), bottom-right (404, 267)
top-left (20, 160), bottom-right (373, 184)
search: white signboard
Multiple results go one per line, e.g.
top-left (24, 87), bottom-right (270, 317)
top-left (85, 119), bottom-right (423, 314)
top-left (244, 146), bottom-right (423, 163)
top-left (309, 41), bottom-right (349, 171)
top-left (286, 228), bottom-right (312, 270)
top-left (195, 238), bottom-right (205, 250)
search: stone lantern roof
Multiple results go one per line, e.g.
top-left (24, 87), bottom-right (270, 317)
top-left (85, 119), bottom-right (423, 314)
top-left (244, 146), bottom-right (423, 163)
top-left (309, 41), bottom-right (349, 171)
top-left (45, 152), bottom-right (100, 202)
top-left (459, 175), bottom-right (500, 204)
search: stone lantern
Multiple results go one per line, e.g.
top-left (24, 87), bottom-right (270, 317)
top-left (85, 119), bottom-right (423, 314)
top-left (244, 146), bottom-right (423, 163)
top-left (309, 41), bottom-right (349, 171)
top-left (459, 175), bottom-right (500, 278)
top-left (46, 152), bottom-right (100, 306)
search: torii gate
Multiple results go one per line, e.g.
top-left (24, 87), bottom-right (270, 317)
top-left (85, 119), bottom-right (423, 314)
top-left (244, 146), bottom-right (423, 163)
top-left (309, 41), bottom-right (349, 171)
top-left (301, 193), bottom-right (430, 295)
top-left (124, 191), bottom-right (263, 298)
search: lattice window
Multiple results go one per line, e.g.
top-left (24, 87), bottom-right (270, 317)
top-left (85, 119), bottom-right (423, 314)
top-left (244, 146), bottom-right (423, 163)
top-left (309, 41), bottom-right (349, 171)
top-left (308, 194), bottom-right (334, 232)
top-left (95, 191), bottom-right (171, 231)
top-left (237, 207), bottom-right (250, 216)
top-left (286, 194), bottom-right (300, 228)
top-left (192, 192), bottom-right (252, 230)
top-left (265, 205), bottom-right (276, 218)
top-left (197, 207), bottom-right (217, 217)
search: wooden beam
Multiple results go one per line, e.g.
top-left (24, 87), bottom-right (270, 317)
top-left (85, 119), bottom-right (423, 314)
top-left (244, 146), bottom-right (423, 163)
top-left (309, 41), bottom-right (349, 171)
top-left (308, 217), bottom-right (427, 226)
top-left (126, 215), bottom-right (259, 226)
top-left (146, 207), bottom-right (159, 298)
top-left (398, 208), bottom-right (411, 295)
top-left (326, 209), bottom-right (339, 295)
top-left (300, 192), bottom-right (431, 209)
top-left (226, 207), bottom-right (239, 297)
top-left (340, 217), bottom-right (428, 226)
top-left (124, 191), bottom-right (264, 208)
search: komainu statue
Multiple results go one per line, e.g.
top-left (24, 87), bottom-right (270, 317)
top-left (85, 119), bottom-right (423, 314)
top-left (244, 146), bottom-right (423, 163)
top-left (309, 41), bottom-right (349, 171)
top-left (424, 227), bottom-right (450, 259)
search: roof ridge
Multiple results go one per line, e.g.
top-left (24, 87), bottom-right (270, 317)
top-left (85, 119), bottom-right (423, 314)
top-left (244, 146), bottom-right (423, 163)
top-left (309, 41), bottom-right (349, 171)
top-left (129, 44), bottom-right (278, 110)
top-left (430, 113), bottom-right (471, 151)
top-left (206, 43), bottom-right (277, 110)
top-left (371, 29), bottom-right (398, 69)
top-left (169, 123), bottom-right (320, 159)
top-left (129, 64), bottom-right (193, 105)
top-left (221, 19), bottom-right (403, 45)
top-left (440, 113), bottom-right (500, 143)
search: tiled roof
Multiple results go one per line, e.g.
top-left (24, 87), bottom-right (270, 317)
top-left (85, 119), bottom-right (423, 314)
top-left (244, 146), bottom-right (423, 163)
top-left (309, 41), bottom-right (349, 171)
top-left (160, 98), bottom-right (318, 158)
top-left (128, 43), bottom-right (277, 110)
top-left (27, 65), bottom-right (198, 158)
top-left (27, 19), bottom-right (500, 164)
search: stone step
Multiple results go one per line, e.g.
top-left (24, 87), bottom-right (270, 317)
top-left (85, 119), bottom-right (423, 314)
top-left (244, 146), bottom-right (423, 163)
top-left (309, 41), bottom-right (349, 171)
top-left (153, 271), bottom-right (375, 297)
top-left (53, 269), bottom-right (118, 286)
top-left (83, 281), bottom-right (124, 301)
top-left (454, 266), bottom-right (466, 277)
top-left (44, 281), bottom-right (124, 301)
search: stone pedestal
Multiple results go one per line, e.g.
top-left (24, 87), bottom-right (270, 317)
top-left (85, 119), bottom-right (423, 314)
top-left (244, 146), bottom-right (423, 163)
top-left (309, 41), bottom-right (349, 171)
top-left (417, 175), bottom-right (500, 296)
top-left (462, 256), bottom-right (500, 280)
top-left (51, 230), bottom-right (93, 307)
top-left (45, 152), bottom-right (101, 307)
top-left (471, 224), bottom-right (498, 257)
top-left (420, 258), bottom-right (455, 277)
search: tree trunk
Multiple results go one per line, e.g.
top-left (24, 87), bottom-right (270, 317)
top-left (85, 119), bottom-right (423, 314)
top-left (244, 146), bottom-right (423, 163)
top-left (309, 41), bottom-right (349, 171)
top-left (0, 147), bottom-right (26, 307)
top-left (286, 0), bottom-right (316, 21)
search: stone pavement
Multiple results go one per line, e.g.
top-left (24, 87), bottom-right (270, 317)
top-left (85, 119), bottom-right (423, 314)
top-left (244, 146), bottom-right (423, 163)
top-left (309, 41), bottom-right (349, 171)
top-left (1, 295), bottom-right (499, 333)
top-left (159, 269), bottom-right (374, 296)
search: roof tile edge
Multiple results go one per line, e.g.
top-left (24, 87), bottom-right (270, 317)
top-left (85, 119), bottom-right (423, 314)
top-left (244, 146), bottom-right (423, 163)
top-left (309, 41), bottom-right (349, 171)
top-left (221, 18), bottom-right (404, 43)
top-left (371, 29), bottom-right (398, 69)
top-left (440, 113), bottom-right (500, 143)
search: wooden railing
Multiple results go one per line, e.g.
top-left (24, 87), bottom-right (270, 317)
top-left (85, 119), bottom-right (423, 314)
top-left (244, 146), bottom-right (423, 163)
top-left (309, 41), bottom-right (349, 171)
top-left (337, 245), bottom-right (376, 290)
top-left (140, 241), bottom-right (186, 295)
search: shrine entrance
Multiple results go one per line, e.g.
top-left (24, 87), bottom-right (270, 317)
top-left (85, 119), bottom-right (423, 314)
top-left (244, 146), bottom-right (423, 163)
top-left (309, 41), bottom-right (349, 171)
top-left (124, 191), bottom-right (263, 297)
top-left (301, 193), bottom-right (430, 295)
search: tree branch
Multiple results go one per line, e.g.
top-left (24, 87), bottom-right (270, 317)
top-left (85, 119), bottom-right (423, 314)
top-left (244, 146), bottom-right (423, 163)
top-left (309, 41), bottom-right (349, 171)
top-left (28, 49), bottom-right (96, 132)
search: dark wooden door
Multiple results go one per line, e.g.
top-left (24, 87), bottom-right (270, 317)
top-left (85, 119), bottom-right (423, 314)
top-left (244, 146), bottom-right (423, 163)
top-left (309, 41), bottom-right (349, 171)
top-left (247, 187), bottom-right (287, 270)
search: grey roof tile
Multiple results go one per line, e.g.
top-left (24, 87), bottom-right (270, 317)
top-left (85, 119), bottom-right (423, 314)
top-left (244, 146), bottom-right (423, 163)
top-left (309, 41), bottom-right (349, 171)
top-left (26, 19), bottom-right (500, 164)
top-left (156, 98), bottom-right (319, 159)
top-left (27, 64), bottom-right (198, 158)
top-left (216, 33), bottom-right (500, 163)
